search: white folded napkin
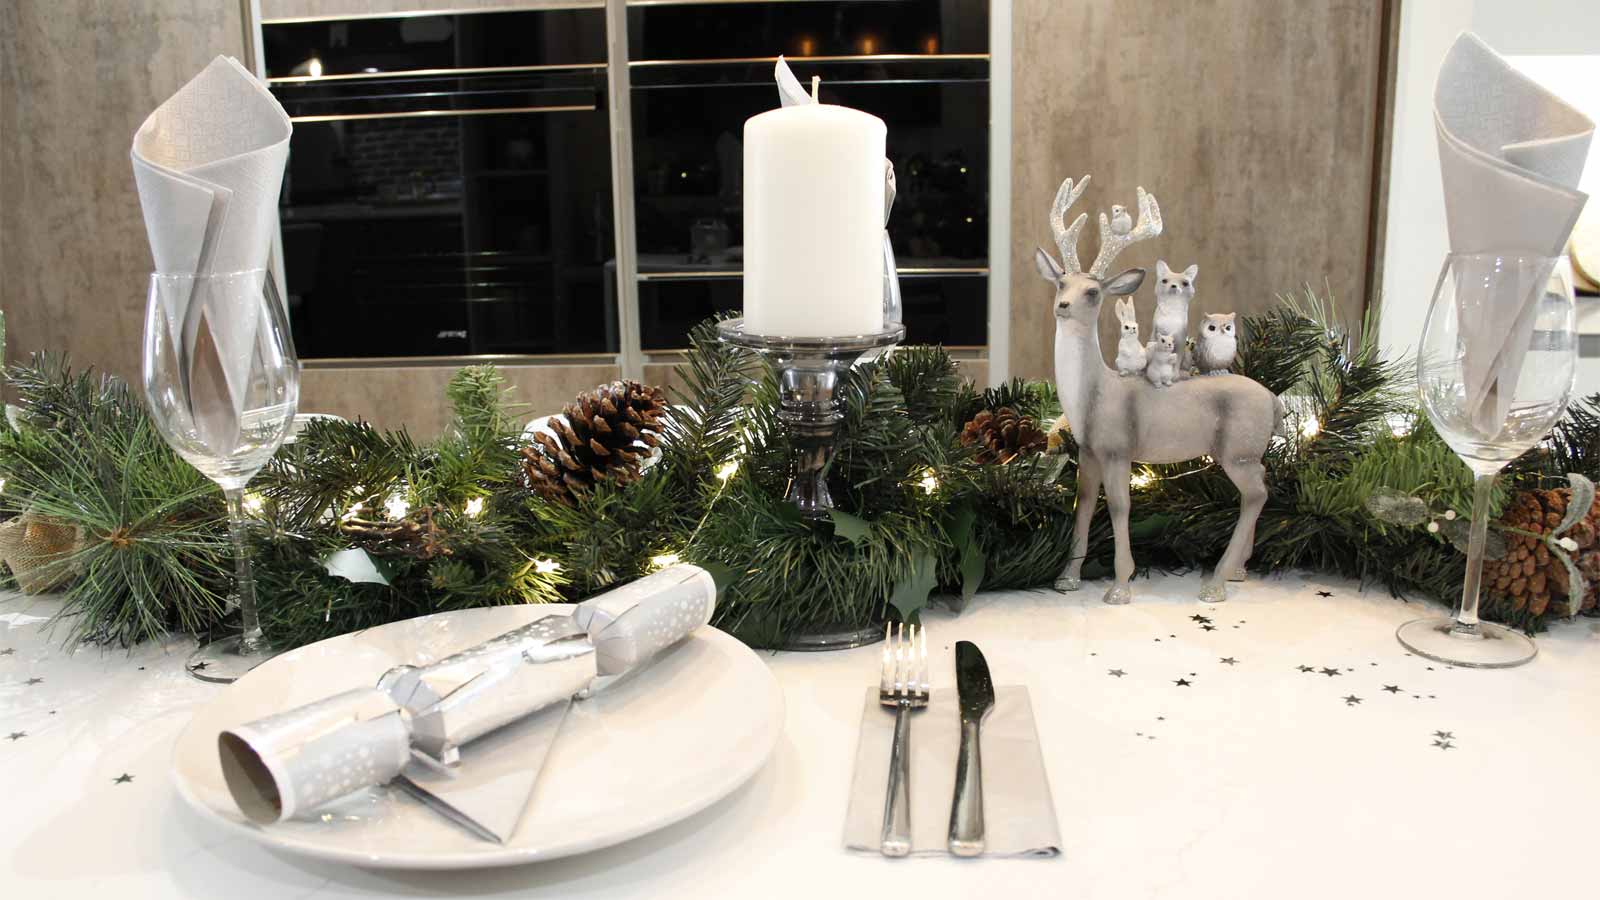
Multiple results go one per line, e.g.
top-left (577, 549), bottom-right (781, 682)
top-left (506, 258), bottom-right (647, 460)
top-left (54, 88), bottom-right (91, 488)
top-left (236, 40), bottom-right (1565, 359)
top-left (1434, 32), bottom-right (1593, 433)
top-left (844, 686), bottom-right (1061, 858)
top-left (131, 56), bottom-right (291, 426)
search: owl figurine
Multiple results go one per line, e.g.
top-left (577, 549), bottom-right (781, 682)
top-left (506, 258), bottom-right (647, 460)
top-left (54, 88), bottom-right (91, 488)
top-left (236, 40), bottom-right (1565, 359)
top-left (1108, 204), bottom-right (1133, 236)
top-left (1113, 296), bottom-right (1147, 376)
top-left (1144, 333), bottom-right (1180, 388)
top-left (1197, 313), bottom-right (1238, 375)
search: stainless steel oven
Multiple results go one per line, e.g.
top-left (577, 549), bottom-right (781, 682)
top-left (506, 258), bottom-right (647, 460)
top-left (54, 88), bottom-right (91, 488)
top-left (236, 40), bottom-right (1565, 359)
top-left (263, 7), bottom-right (616, 360)
top-left (625, 0), bottom-right (991, 350)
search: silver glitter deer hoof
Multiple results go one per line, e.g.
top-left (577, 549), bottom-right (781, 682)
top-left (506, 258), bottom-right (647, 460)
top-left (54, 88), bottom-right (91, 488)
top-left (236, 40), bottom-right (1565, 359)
top-left (1035, 175), bottom-right (1284, 605)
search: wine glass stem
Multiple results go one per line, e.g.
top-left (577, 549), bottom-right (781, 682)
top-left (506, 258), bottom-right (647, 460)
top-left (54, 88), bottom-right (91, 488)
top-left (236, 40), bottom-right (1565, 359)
top-left (1455, 472), bottom-right (1497, 634)
top-left (223, 487), bottom-right (264, 654)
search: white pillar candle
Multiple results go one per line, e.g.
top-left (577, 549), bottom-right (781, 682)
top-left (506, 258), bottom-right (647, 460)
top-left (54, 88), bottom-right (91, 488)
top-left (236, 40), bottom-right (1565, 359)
top-left (743, 100), bottom-right (886, 337)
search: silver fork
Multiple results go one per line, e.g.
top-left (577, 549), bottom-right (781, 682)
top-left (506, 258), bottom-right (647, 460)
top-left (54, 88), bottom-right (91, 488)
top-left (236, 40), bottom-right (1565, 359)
top-left (878, 621), bottom-right (929, 857)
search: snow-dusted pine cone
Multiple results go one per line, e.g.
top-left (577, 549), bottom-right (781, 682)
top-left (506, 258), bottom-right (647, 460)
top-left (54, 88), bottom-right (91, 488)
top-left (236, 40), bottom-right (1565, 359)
top-left (521, 380), bottom-right (668, 505)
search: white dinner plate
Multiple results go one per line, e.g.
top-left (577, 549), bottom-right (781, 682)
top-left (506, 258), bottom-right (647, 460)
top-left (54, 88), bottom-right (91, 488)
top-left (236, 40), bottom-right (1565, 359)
top-left (171, 605), bottom-right (785, 869)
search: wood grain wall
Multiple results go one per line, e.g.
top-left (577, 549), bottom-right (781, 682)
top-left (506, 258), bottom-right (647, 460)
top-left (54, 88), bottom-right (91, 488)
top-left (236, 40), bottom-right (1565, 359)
top-left (1008, 0), bottom-right (1391, 380)
top-left (0, 0), bottom-right (247, 387)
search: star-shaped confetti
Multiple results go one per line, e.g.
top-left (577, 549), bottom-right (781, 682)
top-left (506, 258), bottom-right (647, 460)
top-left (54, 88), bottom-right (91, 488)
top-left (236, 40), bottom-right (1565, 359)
top-left (1219, 657), bottom-right (1238, 665)
top-left (1189, 614), bottom-right (1212, 624)
top-left (1319, 668), bottom-right (1342, 677)
top-left (1201, 624), bottom-right (1216, 631)
top-left (1315, 590), bottom-right (1334, 598)
top-left (1108, 669), bottom-right (1126, 677)
top-left (189, 661), bottom-right (209, 672)
top-left (1432, 739), bottom-right (1455, 750)
top-left (1173, 678), bottom-right (1192, 687)
top-left (23, 677), bottom-right (42, 686)
top-left (1433, 730), bottom-right (1454, 740)
top-left (1297, 665), bottom-right (1316, 673)
top-left (0, 648), bottom-right (14, 656)
top-left (5, 731), bottom-right (24, 741)
top-left (112, 773), bottom-right (134, 784)
top-left (1343, 695), bottom-right (1363, 706)
top-left (1382, 685), bottom-right (1403, 694)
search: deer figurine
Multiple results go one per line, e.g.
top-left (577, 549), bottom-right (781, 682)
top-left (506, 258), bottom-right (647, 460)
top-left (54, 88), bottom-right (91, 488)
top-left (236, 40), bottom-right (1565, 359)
top-left (1034, 175), bottom-right (1283, 604)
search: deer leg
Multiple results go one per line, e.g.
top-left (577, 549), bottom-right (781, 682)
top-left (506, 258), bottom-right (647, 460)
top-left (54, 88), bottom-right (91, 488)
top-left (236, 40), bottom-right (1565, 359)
top-left (1101, 457), bottom-right (1135, 605)
top-left (1201, 458), bottom-right (1268, 603)
top-left (1055, 454), bottom-right (1101, 592)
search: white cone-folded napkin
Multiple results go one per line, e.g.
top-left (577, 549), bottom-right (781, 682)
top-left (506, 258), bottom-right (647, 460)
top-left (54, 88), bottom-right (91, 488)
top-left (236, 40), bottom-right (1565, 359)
top-left (1433, 32), bottom-right (1593, 433)
top-left (130, 55), bottom-right (291, 433)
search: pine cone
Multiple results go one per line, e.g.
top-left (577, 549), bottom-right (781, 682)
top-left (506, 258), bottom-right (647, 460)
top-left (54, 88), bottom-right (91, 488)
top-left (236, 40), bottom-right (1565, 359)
top-left (959, 407), bottom-right (1047, 465)
top-left (522, 380), bottom-right (668, 504)
top-left (1483, 487), bottom-right (1600, 619)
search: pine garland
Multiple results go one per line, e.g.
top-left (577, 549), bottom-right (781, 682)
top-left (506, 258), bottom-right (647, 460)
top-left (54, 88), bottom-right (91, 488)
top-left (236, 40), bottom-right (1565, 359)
top-left (5, 289), bottom-right (1598, 651)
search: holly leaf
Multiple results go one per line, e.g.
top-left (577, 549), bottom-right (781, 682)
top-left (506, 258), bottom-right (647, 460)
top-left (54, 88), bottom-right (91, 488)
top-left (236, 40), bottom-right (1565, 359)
top-left (1553, 545), bottom-right (1588, 618)
top-left (1554, 473), bottom-right (1596, 537)
top-left (699, 560), bottom-right (737, 597)
top-left (945, 502), bottom-right (985, 602)
top-left (889, 551), bottom-right (938, 624)
top-left (828, 509), bottom-right (871, 547)
top-left (322, 547), bottom-right (390, 586)
top-left (1365, 488), bottom-right (1429, 527)
top-left (1440, 518), bottom-right (1507, 561)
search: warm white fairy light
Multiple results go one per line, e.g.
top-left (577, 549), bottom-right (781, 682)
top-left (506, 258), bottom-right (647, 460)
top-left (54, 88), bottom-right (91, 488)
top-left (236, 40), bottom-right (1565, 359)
top-left (463, 496), bottom-right (485, 519)
top-left (918, 468), bottom-right (939, 495)
top-left (650, 552), bottom-right (681, 570)
top-left (1301, 415), bottom-right (1321, 438)
top-left (715, 459), bottom-right (740, 482)
top-left (242, 492), bottom-right (265, 515)
top-left (384, 493), bottom-right (410, 520)
top-left (533, 557), bottom-right (562, 575)
top-left (1130, 470), bottom-right (1155, 489)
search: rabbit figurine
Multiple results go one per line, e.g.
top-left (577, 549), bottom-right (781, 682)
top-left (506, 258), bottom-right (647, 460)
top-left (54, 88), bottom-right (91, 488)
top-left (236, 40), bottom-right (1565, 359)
top-left (1144, 333), bottom-right (1180, 388)
top-left (1113, 296), bottom-right (1147, 376)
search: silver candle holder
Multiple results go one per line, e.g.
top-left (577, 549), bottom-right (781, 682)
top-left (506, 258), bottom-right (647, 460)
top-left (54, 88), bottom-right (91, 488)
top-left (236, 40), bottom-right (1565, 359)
top-left (718, 317), bottom-right (905, 520)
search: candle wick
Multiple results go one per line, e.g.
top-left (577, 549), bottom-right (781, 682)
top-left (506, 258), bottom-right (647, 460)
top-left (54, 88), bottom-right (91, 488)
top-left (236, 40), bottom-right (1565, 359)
top-left (810, 75), bottom-right (820, 103)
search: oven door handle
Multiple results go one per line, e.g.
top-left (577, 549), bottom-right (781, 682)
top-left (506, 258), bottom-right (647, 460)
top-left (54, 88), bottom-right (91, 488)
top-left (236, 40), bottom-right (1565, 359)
top-left (290, 104), bottom-right (596, 124)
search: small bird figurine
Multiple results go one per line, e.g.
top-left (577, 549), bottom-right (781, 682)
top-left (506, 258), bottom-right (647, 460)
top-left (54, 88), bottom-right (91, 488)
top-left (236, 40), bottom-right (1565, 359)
top-left (1144, 333), bottom-right (1180, 388)
top-left (1109, 204), bottom-right (1133, 236)
top-left (1113, 297), bottom-right (1147, 376)
top-left (1196, 312), bottom-right (1238, 375)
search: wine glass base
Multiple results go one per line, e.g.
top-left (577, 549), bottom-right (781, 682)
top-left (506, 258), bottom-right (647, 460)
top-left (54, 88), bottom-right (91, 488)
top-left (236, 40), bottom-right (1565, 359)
top-left (1395, 617), bottom-right (1537, 669)
top-left (185, 635), bottom-right (279, 684)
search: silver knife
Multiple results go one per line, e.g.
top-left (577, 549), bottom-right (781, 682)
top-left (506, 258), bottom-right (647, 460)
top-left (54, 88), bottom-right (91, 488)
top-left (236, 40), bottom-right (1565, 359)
top-left (948, 640), bottom-right (994, 856)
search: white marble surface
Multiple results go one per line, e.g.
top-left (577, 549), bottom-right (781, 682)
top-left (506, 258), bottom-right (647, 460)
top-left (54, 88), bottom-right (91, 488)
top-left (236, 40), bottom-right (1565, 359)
top-left (3, 574), bottom-right (1598, 899)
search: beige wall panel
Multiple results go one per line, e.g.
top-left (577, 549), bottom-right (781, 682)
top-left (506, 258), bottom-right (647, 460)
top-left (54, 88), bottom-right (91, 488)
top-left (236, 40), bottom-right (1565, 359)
top-left (0, 0), bottom-right (246, 384)
top-left (299, 363), bottom-right (621, 437)
top-left (1008, 0), bottom-right (1387, 380)
top-left (260, 0), bottom-right (601, 21)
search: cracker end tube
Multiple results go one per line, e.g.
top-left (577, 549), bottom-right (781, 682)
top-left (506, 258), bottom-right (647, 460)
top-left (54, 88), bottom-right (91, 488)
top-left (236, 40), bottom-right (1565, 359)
top-left (218, 687), bottom-right (411, 824)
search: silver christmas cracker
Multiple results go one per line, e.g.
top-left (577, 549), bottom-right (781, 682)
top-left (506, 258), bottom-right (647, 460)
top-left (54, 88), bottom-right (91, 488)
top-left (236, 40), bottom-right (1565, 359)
top-left (218, 564), bottom-right (718, 826)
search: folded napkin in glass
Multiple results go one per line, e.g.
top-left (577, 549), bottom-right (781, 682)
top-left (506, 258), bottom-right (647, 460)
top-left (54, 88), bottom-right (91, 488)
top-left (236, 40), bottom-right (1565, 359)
top-left (217, 564), bottom-right (716, 842)
top-left (844, 685), bottom-right (1061, 858)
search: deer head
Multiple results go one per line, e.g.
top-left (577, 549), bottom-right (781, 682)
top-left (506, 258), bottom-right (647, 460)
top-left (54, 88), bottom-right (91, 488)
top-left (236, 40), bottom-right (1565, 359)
top-left (1034, 175), bottom-right (1159, 329)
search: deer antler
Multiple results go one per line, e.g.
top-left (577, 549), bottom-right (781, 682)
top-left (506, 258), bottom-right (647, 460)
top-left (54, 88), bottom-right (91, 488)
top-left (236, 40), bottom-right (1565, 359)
top-left (1089, 186), bottom-right (1162, 277)
top-left (1048, 175), bottom-right (1091, 275)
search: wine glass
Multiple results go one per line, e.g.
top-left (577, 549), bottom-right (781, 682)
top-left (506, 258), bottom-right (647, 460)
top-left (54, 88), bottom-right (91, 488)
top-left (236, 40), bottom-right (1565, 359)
top-left (143, 269), bottom-right (299, 683)
top-left (1401, 253), bottom-right (1577, 668)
